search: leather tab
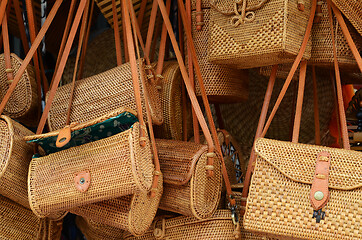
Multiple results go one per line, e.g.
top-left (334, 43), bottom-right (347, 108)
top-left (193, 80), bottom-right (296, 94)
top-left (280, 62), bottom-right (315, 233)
top-left (310, 152), bottom-right (331, 210)
top-left (56, 125), bottom-right (72, 148)
top-left (74, 170), bottom-right (91, 192)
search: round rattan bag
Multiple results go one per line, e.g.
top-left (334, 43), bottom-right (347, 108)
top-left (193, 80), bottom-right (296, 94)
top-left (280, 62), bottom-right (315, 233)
top-left (76, 216), bottom-right (124, 240)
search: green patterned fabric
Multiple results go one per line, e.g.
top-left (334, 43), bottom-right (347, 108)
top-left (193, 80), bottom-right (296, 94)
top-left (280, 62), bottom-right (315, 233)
top-left (28, 112), bottom-right (138, 155)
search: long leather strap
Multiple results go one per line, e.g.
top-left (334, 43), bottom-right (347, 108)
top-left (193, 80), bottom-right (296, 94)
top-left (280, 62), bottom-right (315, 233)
top-left (144, 0), bottom-right (158, 61)
top-left (126, 0), bottom-right (161, 196)
top-left (0, 0), bottom-right (9, 27)
top-left (312, 65), bottom-right (321, 145)
top-left (195, 0), bottom-right (203, 31)
top-left (0, 0), bottom-right (63, 116)
top-left (36, 0), bottom-right (87, 134)
top-left (137, 0), bottom-right (148, 28)
top-left (13, 0), bottom-right (30, 54)
top-left (25, 0), bottom-right (49, 94)
top-left (121, 0), bottom-right (129, 63)
top-left (112, 0), bottom-right (123, 65)
top-left (327, 1), bottom-right (349, 150)
top-left (2, 11), bottom-right (14, 82)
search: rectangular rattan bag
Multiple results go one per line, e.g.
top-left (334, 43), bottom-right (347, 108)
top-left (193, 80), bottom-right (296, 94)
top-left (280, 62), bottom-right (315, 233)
top-left (208, 0), bottom-right (312, 69)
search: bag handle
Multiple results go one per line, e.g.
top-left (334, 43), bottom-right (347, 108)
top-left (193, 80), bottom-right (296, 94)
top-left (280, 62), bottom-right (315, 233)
top-left (0, 0), bottom-right (63, 116)
top-left (111, 0), bottom-right (123, 65)
top-left (0, 0), bottom-right (9, 28)
top-left (2, 10), bottom-right (14, 84)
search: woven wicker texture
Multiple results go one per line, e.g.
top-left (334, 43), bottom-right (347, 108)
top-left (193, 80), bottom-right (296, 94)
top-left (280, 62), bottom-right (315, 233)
top-left (153, 61), bottom-right (191, 140)
top-left (156, 139), bottom-right (222, 219)
top-left (0, 53), bottom-right (38, 127)
top-left (71, 175), bottom-right (163, 236)
top-left (208, 0), bottom-right (312, 69)
top-left (123, 210), bottom-right (241, 239)
top-left (47, 58), bottom-right (163, 131)
top-left (219, 69), bottom-right (334, 152)
top-left (28, 121), bottom-right (154, 218)
top-left (0, 195), bottom-right (43, 239)
top-left (45, 219), bottom-right (63, 240)
top-left (331, 0), bottom-right (362, 37)
top-left (189, 9), bottom-right (249, 103)
top-left (244, 138), bottom-right (362, 239)
top-left (310, 0), bottom-right (362, 69)
top-left (0, 115), bottom-right (34, 208)
top-left (76, 216), bottom-right (125, 240)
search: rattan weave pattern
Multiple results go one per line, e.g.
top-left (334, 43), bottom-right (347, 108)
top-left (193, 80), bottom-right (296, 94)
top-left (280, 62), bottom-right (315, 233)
top-left (190, 9), bottom-right (248, 103)
top-left (156, 139), bottom-right (222, 219)
top-left (0, 53), bottom-right (38, 126)
top-left (244, 138), bottom-right (362, 239)
top-left (310, 0), bottom-right (362, 68)
top-left (208, 0), bottom-right (312, 69)
top-left (0, 115), bottom-right (34, 208)
top-left (331, 0), bottom-right (362, 36)
top-left (47, 59), bottom-right (163, 131)
top-left (76, 216), bottom-right (125, 240)
top-left (28, 120), bottom-right (154, 218)
top-left (71, 175), bottom-right (163, 236)
top-left (0, 195), bottom-right (43, 239)
top-left (123, 210), bottom-right (241, 239)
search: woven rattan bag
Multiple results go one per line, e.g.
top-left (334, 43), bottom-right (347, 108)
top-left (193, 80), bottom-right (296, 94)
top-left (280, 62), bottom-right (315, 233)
top-left (208, 0), bottom-right (312, 69)
top-left (0, 115), bottom-right (35, 208)
top-left (123, 210), bottom-right (242, 239)
top-left (331, 0), bottom-right (362, 37)
top-left (76, 216), bottom-right (125, 240)
top-left (47, 59), bottom-right (163, 131)
top-left (25, 108), bottom-right (155, 218)
top-left (71, 175), bottom-right (163, 236)
top-left (156, 138), bottom-right (222, 219)
top-left (189, 7), bottom-right (249, 103)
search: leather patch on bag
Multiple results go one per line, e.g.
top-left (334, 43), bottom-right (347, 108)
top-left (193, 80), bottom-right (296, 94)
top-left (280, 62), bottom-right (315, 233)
top-left (74, 170), bottom-right (91, 192)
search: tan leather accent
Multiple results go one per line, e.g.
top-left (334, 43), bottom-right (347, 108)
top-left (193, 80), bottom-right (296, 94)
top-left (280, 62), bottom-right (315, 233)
top-left (298, 0), bottom-right (305, 11)
top-left (310, 152), bottom-right (331, 210)
top-left (312, 66), bottom-right (321, 145)
top-left (13, 0), bottom-right (30, 54)
top-left (56, 125), bottom-right (72, 148)
top-left (0, 0), bottom-right (9, 27)
top-left (74, 170), bottom-right (91, 193)
top-left (195, 0), bottom-right (203, 30)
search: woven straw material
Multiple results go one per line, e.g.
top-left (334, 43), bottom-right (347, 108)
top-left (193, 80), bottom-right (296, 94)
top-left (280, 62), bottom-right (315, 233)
top-left (47, 58), bottom-right (162, 131)
top-left (0, 195), bottom-right (43, 239)
top-left (310, 0), bottom-right (362, 69)
top-left (220, 69), bottom-right (334, 150)
top-left (154, 61), bottom-right (190, 140)
top-left (156, 139), bottom-right (222, 219)
top-left (189, 9), bottom-right (248, 103)
top-left (260, 64), bottom-right (300, 81)
top-left (331, 0), bottom-right (362, 37)
top-left (76, 216), bottom-right (125, 240)
top-left (0, 115), bottom-right (34, 208)
top-left (123, 210), bottom-right (241, 239)
top-left (28, 121), bottom-right (154, 218)
top-left (0, 53), bottom-right (38, 127)
top-left (208, 0), bottom-right (312, 69)
top-left (71, 175), bottom-right (163, 236)
top-left (44, 219), bottom-right (63, 240)
top-left (244, 138), bottom-right (362, 240)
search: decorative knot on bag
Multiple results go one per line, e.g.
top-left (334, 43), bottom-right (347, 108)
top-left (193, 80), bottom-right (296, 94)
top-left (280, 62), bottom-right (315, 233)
top-left (153, 218), bottom-right (166, 239)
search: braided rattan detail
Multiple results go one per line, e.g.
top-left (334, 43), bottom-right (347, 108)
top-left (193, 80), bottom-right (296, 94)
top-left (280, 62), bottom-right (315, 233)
top-left (244, 138), bottom-right (362, 239)
top-left (71, 175), bottom-right (163, 236)
top-left (156, 139), bottom-right (222, 219)
top-left (331, 0), bottom-right (362, 37)
top-left (208, 0), bottom-right (312, 68)
top-left (0, 115), bottom-right (34, 208)
top-left (47, 59), bottom-right (163, 131)
top-left (310, 0), bottom-right (362, 69)
top-left (76, 216), bottom-right (125, 240)
top-left (0, 53), bottom-right (38, 126)
top-left (28, 121), bottom-right (154, 218)
top-left (0, 195), bottom-right (43, 239)
top-left (190, 8), bottom-right (248, 103)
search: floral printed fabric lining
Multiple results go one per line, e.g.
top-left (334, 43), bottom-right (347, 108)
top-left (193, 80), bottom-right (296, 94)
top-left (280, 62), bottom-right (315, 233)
top-left (28, 112), bottom-right (138, 155)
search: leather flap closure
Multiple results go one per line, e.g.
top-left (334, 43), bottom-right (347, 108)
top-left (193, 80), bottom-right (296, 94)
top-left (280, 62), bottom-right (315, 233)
top-left (156, 139), bottom-right (208, 185)
top-left (254, 138), bottom-right (362, 190)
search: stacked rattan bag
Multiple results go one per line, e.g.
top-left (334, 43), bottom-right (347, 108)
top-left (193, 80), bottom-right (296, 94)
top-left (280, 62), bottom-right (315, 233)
top-left (331, 0), bottom-right (362, 36)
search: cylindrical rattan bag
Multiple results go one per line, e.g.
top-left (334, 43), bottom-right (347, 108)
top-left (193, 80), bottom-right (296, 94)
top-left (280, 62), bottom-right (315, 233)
top-left (309, 0), bottom-right (362, 69)
top-left (76, 216), bottom-right (125, 240)
top-left (71, 175), bottom-right (163, 236)
top-left (25, 109), bottom-right (155, 218)
top-left (189, 8), bottom-right (249, 103)
top-left (156, 138), bottom-right (222, 219)
top-left (123, 210), bottom-right (241, 239)
top-left (47, 58), bottom-right (163, 131)
top-left (208, 0), bottom-right (312, 69)
top-left (0, 115), bottom-right (35, 208)
top-left (0, 53), bottom-right (39, 127)
top-left (0, 195), bottom-right (44, 239)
